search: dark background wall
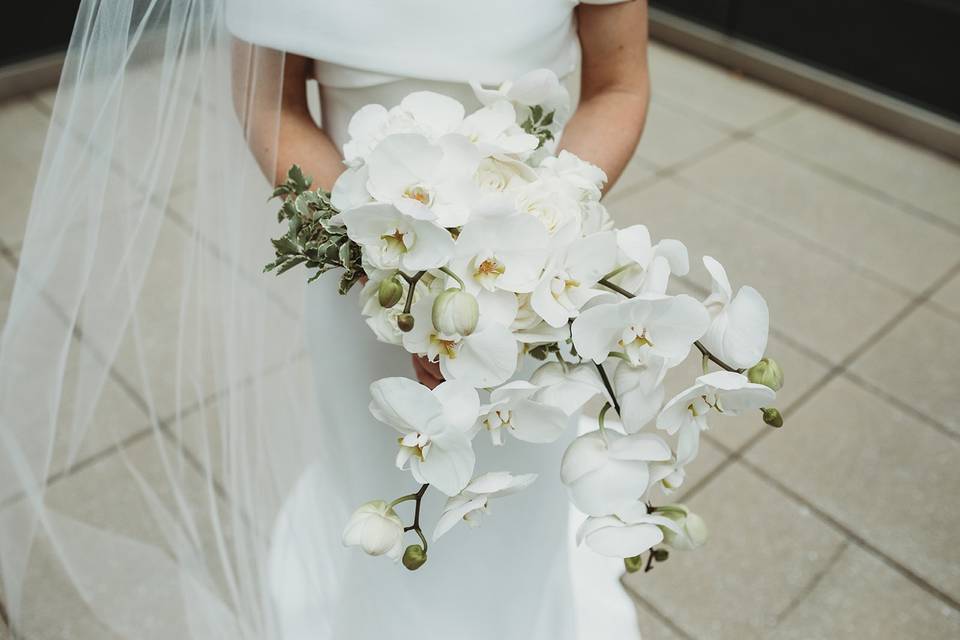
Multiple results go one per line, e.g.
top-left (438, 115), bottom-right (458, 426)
top-left (651, 0), bottom-right (960, 120)
top-left (0, 2), bottom-right (83, 66)
top-left (2, 1), bottom-right (958, 121)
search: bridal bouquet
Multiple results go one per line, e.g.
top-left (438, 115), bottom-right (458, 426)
top-left (265, 70), bottom-right (784, 573)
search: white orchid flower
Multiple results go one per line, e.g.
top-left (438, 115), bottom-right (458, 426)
top-left (532, 231), bottom-right (618, 328)
top-left (571, 293), bottom-right (710, 366)
top-left (480, 380), bottom-right (570, 446)
top-left (458, 101), bottom-right (539, 158)
top-left (340, 203), bottom-right (454, 272)
top-left (529, 362), bottom-right (606, 416)
top-left (369, 378), bottom-right (481, 496)
top-left (448, 213), bottom-right (548, 295)
top-left (576, 501), bottom-right (682, 558)
top-left (560, 430), bottom-right (672, 517)
top-left (366, 133), bottom-right (480, 227)
top-left (612, 225), bottom-right (689, 295)
top-left (510, 293), bottom-right (568, 344)
top-left (395, 91), bottom-right (466, 139)
top-left (700, 256), bottom-right (769, 370)
top-left (657, 371), bottom-right (776, 472)
top-left (470, 68), bottom-right (571, 130)
top-left (342, 500), bottom-right (406, 558)
top-left (330, 163), bottom-right (372, 212)
top-left (432, 471), bottom-right (538, 541)
top-left (612, 357), bottom-right (669, 434)
top-left (402, 290), bottom-right (519, 388)
top-left (340, 92), bottom-right (466, 167)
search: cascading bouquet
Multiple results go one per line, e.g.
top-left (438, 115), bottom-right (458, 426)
top-left (265, 70), bottom-right (785, 573)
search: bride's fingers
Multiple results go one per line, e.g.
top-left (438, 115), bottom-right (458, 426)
top-left (412, 355), bottom-right (443, 389)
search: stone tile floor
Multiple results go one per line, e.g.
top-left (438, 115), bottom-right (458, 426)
top-left (1, 42), bottom-right (959, 638)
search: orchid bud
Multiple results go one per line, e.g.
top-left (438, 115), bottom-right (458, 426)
top-left (623, 555), bottom-right (644, 573)
top-left (655, 504), bottom-right (708, 551)
top-left (378, 276), bottom-right (404, 308)
top-left (431, 288), bottom-right (479, 336)
top-left (748, 357), bottom-right (784, 391)
top-left (762, 407), bottom-right (783, 428)
top-left (402, 544), bottom-right (427, 570)
top-left (397, 313), bottom-right (415, 332)
top-left (342, 501), bottom-right (405, 557)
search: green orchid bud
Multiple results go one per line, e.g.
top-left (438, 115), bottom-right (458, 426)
top-left (762, 407), bottom-right (784, 428)
top-left (377, 276), bottom-right (404, 308)
top-left (402, 544), bottom-right (427, 571)
top-left (748, 357), bottom-right (784, 391)
top-left (431, 288), bottom-right (479, 336)
top-left (397, 313), bottom-right (415, 333)
top-left (623, 555), bottom-right (644, 573)
top-left (652, 548), bottom-right (670, 562)
top-left (656, 504), bottom-right (709, 551)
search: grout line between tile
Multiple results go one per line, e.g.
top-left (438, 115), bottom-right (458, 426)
top-left (626, 589), bottom-right (698, 640)
top-left (607, 134), bottom-right (744, 208)
top-left (773, 541), bottom-right (849, 625)
top-left (683, 258), bottom-right (960, 615)
top-left (736, 256), bottom-right (960, 458)
top-left (737, 455), bottom-right (960, 613)
top-left (668, 170), bottom-right (925, 300)
top-left (750, 135), bottom-right (960, 238)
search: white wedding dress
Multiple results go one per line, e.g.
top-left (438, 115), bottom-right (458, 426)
top-left (228, 2), bottom-right (641, 639)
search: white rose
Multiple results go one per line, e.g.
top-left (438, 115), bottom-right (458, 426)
top-left (539, 150), bottom-right (607, 202)
top-left (474, 156), bottom-right (537, 195)
top-left (514, 176), bottom-right (582, 237)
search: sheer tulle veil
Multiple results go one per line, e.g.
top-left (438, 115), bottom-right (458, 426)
top-left (0, 2), bottom-right (338, 636)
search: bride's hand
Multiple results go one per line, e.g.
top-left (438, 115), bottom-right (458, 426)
top-left (412, 355), bottom-right (444, 389)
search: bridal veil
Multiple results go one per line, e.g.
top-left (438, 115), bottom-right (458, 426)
top-left (0, 2), bottom-right (324, 636)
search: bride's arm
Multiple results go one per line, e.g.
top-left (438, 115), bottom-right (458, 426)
top-left (559, 0), bottom-right (650, 193)
top-left (231, 42), bottom-right (344, 190)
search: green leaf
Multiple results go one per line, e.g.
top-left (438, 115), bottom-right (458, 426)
top-left (275, 256), bottom-right (307, 275)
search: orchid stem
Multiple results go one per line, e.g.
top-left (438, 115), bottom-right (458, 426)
top-left (439, 266), bottom-right (466, 290)
top-left (594, 362), bottom-right (621, 416)
top-left (399, 270), bottom-right (426, 314)
top-left (401, 483), bottom-right (430, 552)
top-left (598, 402), bottom-right (612, 438)
top-left (596, 277), bottom-right (634, 299)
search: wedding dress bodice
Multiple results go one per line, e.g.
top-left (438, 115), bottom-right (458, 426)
top-left (227, 0), bottom-right (626, 87)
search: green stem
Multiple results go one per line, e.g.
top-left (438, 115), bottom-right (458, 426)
top-left (399, 270), bottom-right (426, 314)
top-left (401, 483), bottom-right (430, 552)
top-left (598, 401), bottom-right (612, 437)
top-left (601, 264), bottom-right (631, 281)
top-left (594, 362), bottom-right (621, 416)
top-left (596, 277), bottom-right (634, 299)
top-left (439, 266), bottom-right (466, 290)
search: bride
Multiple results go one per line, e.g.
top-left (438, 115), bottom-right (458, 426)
top-left (0, 1), bottom-right (651, 638)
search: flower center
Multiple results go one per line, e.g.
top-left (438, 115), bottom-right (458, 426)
top-left (403, 184), bottom-right (433, 206)
top-left (398, 432), bottom-right (431, 461)
top-left (473, 256), bottom-right (506, 290)
top-left (380, 229), bottom-right (408, 254)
